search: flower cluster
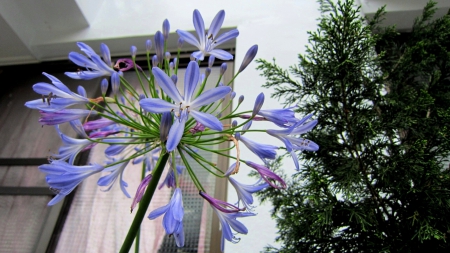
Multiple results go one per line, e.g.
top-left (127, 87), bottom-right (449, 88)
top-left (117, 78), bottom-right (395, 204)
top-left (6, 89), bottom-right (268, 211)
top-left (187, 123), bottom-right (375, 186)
top-left (25, 9), bottom-right (318, 252)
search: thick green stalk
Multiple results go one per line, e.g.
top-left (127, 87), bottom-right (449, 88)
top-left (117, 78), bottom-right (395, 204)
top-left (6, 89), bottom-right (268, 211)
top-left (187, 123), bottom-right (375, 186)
top-left (119, 152), bottom-right (170, 253)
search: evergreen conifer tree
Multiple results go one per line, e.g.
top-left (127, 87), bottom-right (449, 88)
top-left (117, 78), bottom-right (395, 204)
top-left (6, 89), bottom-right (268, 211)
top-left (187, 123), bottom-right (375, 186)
top-left (256, 0), bottom-right (450, 252)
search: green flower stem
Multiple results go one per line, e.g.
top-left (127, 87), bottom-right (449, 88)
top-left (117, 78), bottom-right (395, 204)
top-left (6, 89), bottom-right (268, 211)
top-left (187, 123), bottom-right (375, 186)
top-left (119, 152), bottom-right (170, 253)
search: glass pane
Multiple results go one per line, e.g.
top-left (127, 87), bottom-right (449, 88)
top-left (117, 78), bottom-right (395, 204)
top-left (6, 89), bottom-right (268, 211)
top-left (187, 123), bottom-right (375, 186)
top-left (0, 165), bottom-right (47, 187)
top-left (0, 195), bottom-right (52, 253)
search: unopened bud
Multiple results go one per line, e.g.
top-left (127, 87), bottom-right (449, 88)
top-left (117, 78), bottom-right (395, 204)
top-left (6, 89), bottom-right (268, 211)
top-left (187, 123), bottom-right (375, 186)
top-left (238, 95), bottom-right (244, 104)
top-left (238, 44), bottom-right (258, 73)
top-left (152, 55), bottom-right (159, 67)
top-left (130, 46), bottom-right (137, 59)
top-left (177, 38), bottom-right (184, 49)
top-left (162, 19), bottom-right (170, 40)
top-left (165, 52), bottom-right (171, 61)
top-left (171, 75), bottom-right (178, 84)
top-left (145, 39), bottom-right (152, 52)
top-left (205, 68), bottom-right (211, 78)
top-left (154, 31), bottom-right (164, 64)
top-left (111, 72), bottom-right (120, 96)
top-left (220, 63), bottom-right (227, 75)
top-left (101, 78), bottom-right (108, 95)
top-left (208, 56), bottom-right (215, 68)
top-left (252, 92), bottom-right (264, 117)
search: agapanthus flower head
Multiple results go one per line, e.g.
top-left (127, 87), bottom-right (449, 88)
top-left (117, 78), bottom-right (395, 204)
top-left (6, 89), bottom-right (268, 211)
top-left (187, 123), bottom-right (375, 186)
top-left (176, 10), bottom-right (239, 61)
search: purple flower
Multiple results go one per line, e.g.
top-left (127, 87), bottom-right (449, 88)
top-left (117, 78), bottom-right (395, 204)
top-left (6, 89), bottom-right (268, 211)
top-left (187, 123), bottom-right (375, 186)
top-left (154, 31), bottom-right (164, 64)
top-left (148, 188), bottom-right (185, 247)
top-left (244, 161), bottom-right (286, 189)
top-left (39, 108), bottom-right (97, 125)
top-left (236, 133), bottom-right (277, 162)
top-left (176, 10), bottom-right (239, 61)
top-left (25, 73), bottom-right (89, 110)
top-left (39, 160), bottom-right (103, 205)
top-left (97, 159), bottom-right (131, 198)
top-left (65, 42), bottom-right (116, 80)
top-left (130, 174), bottom-right (152, 213)
top-left (189, 121), bottom-right (206, 134)
top-left (267, 114), bottom-right (319, 170)
top-left (114, 58), bottom-right (143, 72)
top-left (228, 177), bottom-right (269, 210)
top-left (200, 191), bottom-right (244, 213)
top-left (139, 61), bottom-right (231, 151)
top-left (159, 165), bottom-right (183, 189)
top-left (53, 125), bottom-right (91, 164)
top-left (83, 117), bottom-right (115, 131)
top-left (200, 191), bottom-right (255, 251)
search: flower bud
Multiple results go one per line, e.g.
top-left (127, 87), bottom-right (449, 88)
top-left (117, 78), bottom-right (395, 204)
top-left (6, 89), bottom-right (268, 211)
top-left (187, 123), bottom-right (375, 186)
top-left (205, 67), bottom-right (211, 78)
top-left (160, 112), bottom-right (173, 142)
top-left (252, 92), bottom-right (264, 117)
top-left (171, 75), bottom-right (178, 84)
top-left (77, 86), bottom-right (87, 98)
top-left (152, 55), bottom-right (159, 67)
top-left (165, 52), bottom-right (171, 61)
top-left (238, 44), bottom-right (258, 73)
top-left (208, 56), bottom-right (215, 68)
top-left (169, 62), bottom-right (174, 70)
top-left (220, 63), bottom-right (227, 75)
top-left (177, 37), bottom-right (184, 49)
top-left (238, 95), bottom-right (244, 104)
top-left (145, 39), bottom-right (152, 52)
top-left (101, 78), bottom-right (108, 95)
top-left (111, 72), bottom-right (120, 96)
top-left (232, 120), bottom-right (238, 127)
top-left (162, 19), bottom-right (170, 40)
top-left (130, 46), bottom-right (137, 59)
top-left (154, 31), bottom-right (164, 64)
top-left (230, 91), bottom-right (236, 99)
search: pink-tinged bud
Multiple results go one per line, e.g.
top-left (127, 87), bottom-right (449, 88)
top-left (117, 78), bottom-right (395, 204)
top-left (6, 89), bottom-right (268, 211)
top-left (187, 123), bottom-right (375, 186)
top-left (146, 39), bottom-right (152, 52)
top-left (162, 19), bottom-right (170, 40)
top-left (130, 46), bottom-right (137, 59)
top-left (208, 56), bottom-right (215, 68)
top-left (220, 63), bottom-right (227, 75)
top-left (111, 72), bottom-right (120, 95)
top-left (238, 44), bottom-right (258, 73)
top-left (114, 59), bottom-right (143, 72)
top-left (130, 174), bottom-right (153, 213)
top-left (252, 92), bottom-right (264, 117)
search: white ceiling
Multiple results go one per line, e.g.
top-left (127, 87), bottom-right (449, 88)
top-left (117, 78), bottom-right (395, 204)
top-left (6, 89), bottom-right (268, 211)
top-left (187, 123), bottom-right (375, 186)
top-left (0, 0), bottom-right (448, 66)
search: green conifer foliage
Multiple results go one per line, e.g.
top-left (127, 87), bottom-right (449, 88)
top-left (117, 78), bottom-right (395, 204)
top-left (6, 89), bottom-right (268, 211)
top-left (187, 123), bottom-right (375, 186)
top-left (256, 1), bottom-right (450, 252)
